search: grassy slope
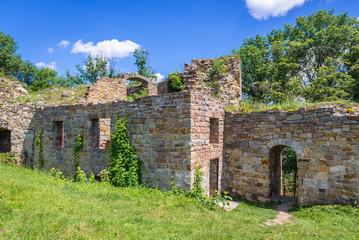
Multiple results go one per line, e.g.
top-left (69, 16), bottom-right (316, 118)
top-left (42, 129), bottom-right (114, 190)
top-left (0, 163), bottom-right (358, 239)
top-left (12, 84), bottom-right (89, 105)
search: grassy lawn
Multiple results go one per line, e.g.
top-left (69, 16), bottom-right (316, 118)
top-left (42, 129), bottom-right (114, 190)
top-left (0, 163), bottom-right (358, 239)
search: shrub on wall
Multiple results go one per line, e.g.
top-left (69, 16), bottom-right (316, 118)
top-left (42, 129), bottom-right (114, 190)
top-left (168, 70), bottom-right (183, 92)
top-left (209, 57), bottom-right (229, 78)
top-left (108, 116), bottom-right (141, 187)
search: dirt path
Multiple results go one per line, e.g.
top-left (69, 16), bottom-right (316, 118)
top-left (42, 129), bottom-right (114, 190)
top-left (262, 202), bottom-right (294, 226)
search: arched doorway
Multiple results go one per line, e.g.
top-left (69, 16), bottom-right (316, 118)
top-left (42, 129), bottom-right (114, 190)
top-left (269, 145), bottom-right (297, 201)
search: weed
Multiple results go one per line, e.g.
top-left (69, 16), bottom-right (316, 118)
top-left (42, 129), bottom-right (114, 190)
top-left (75, 167), bottom-right (87, 183)
top-left (36, 130), bottom-right (44, 168)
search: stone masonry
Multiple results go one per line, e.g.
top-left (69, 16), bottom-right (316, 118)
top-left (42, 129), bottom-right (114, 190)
top-left (224, 107), bottom-right (359, 205)
top-left (1, 57), bottom-right (359, 206)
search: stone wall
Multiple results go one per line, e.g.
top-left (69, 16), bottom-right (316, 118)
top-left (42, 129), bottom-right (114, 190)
top-left (86, 73), bottom-right (157, 104)
top-left (182, 57), bottom-right (242, 105)
top-left (189, 94), bottom-right (225, 194)
top-left (31, 92), bottom-right (192, 190)
top-left (86, 77), bottom-right (126, 104)
top-left (0, 103), bottom-right (36, 163)
top-left (157, 57), bottom-right (242, 105)
top-left (224, 107), bottom-right (359, 205)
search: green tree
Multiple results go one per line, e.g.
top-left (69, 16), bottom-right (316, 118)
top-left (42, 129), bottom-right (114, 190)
top-left (0, 31), bottom-right (36, 85)
top-left (133, 48), bottom-right (157, 81)
top-left (76, 54), bottom-right (108, 83)
top-left (234, 10), bottom-right (359, 103)
top-left (29, 67), bottom-right (60, 92)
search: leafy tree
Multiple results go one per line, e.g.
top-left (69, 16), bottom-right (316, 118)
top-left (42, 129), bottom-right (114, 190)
top-left (133, 48), bottom-right (157, 81)
top-left (28, 67), bottom-right (61, 92)
top-left (304, 58), bottom-right (354, 101)
top-left (0, 31), bottom-right (36, 85)
top-left (76, 54), bottom-right (108, 83)
top-left (234, 10), bottom-right (359, 103)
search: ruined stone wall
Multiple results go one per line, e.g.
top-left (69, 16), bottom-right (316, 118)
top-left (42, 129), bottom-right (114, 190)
top-left (0, 103), bottom-right (36, 162)
top-left (86, 77), bottom-right (126, 104)
top-left (189, 94), bottom-right (225, 194)
top-left (86, 74), bottom-right (157, 104)
top-left (157, 57), bottom-right (242, 105)
top-left (32, 92), bottom-right (192, 190)
top-left (182, 57), bottom-right (242, 105)
top-left (224, 107), bottom-right (359, 205)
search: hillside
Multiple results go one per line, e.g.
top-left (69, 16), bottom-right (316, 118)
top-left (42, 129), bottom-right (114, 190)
top-left (0, 77), bottom-right (89, 105)
top-left (0, 163), bottom-right (358, 239)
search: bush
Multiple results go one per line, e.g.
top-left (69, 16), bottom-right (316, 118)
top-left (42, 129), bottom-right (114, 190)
top-left (126, 88), bottom-right (148, 100)
top-left (209, 57), bottom-right (229, 78)
top-left (168, 70), bottom-right (183, 92)
top-left (0, 152), bottom-right (17, 165)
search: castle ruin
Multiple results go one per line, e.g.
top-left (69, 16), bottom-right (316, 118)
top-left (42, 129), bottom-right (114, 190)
top-left (1, 56), bottom-right (359, 206)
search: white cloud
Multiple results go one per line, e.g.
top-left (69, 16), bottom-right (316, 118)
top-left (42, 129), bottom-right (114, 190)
top-left (48, 47), bottom-right (55, 54)
top-left (154, 73), bottom-right (165, 82)
top-left (35, 61), bottom-right (57, 70)
top-left (59, 40), bottom-right (70, 48)
top-left (245, 0), bottom-right (306, 20)
top-left (71, 39), bottom-right (140, 58)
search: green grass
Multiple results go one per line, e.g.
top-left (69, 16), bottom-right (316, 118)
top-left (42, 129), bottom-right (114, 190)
top-left (14, 84), bottom-right (89, 104)
top-left (0, 163), bottom-right (358, 239)
top-left (225, 99), bottom-right (359, 113)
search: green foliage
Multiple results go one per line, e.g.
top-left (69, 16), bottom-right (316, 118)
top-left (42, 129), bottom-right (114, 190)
top-left (88, 173), bottom-right (95, 183)
top-left (74, 132), bottom-right (84, 175)
top-left (75, 54), bottom-right (108, 83)
top-left (191, 165), bottom-right (206, 200)
top-left (209, 57), bottom-right (229, 77)
top-left (0, 31), bottom-right (36, 85)
top-left (282, 147), bottom-right (297, 185)
top-left (168, 69), bottom-right (183, 92)
top-left (36, 130), bottom-right (44, 169)
top-left (0, 152), bottom-right (17, 165)
top-left (50, 168), bottom-right (65, 180)
top-left (28, 67), bottom-right (62, 92)
top-left (99, 169), bottom-right (110, 183)
top-left (75, 167), bottom-right (87, 183)
top-left (126, 88), bottom-right (148, 100)
top-left (304, 57), bottom-right (354, 102)
top-left (234, 10), bottom-right (359, 103)
top-left (108, 116), bottom-right (141, 187)
top-left (133, 48), bottom-right (157, 81)
top-left (170, 165), bottom-right (232, 210)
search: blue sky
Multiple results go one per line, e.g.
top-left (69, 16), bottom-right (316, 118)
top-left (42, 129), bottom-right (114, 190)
top-left (1, 0), bottom-right (358, 81)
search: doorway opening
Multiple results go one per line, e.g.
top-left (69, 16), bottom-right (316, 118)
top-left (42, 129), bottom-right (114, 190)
top-left (0, 129), bottom-right (11, 153)
top-left (269, 145), bottom-right (297, 201)
top-left (209, 158), bottom-right (219, 196)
